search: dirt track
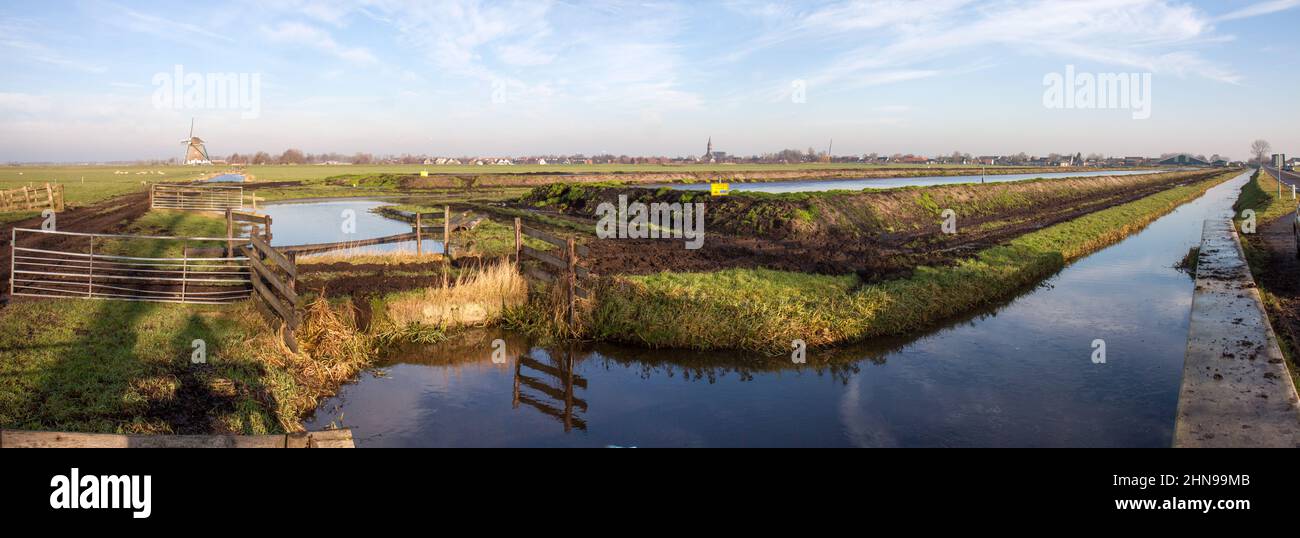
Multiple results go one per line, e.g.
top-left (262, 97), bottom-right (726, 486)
top-left (0, 192), bottom-right (151, 305)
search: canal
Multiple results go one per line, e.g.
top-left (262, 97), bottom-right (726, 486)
top-left (304, 171), bottom-right (1249, 447)
top-left (657, 169), bottom-right (1162, 193)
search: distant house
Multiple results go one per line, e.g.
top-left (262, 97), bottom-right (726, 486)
top-left (1157, 154), bottom-right (1210, 166)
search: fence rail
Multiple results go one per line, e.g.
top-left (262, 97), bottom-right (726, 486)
top-left (1, 183), bottom-right (65, 212)
top-left (242, 234), bottom-right (300, 352)
top-left (513, 219), bottom-right (595, 329)
top-left (150, 183), bottom-right (244, 210)
top-left (8, 228), bottom-right (252, 304)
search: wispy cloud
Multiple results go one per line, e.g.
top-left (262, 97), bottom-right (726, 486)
top-left (731, 0), bottom-right (1248, 88)
top-left (261, 21), bottom-right (378, 64)
top-left (1216, 0), bottom-right (1300, 21)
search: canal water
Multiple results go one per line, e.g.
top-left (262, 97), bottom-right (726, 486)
top-left (305, 171), bottom-right (1250, 447)
top-left (657, 169), bottom-right (1161, 193)
top-left (258, 199), bottom-right (443, 254)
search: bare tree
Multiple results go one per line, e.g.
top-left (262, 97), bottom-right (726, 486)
top-left (1251, 139), bottom-right (1272, 165)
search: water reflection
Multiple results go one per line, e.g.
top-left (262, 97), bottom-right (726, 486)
top-left (513, 348), bottom-right (588, 432)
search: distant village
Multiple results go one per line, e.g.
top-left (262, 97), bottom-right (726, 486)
top-left (180, 149), bottom-right (1250, 169)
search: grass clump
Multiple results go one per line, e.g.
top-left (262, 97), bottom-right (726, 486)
top-left (380, 261), bottom-right (527, 330)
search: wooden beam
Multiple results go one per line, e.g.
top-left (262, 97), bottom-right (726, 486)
top-left (521, 245), bottom-right (566, 270)
top-left (243, 247), bottom-right (300, 307)
top-left (248, 235), bottom-right (297, 279)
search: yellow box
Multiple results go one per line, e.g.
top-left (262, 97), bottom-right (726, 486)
top-left (420, 170), bottom-right (429, 177)
top-left (710, 182), bottom-right (730, 196)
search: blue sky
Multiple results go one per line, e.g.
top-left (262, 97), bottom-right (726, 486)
top-left (1, 0), bottom-right (1298, 162)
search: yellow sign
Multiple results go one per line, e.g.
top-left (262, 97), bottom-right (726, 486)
top-left (420, 170), bottom-right (429, 177)
top-left (710, 182), bottom-right (730, 196)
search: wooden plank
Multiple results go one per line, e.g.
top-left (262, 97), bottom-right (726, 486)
top-left (248, 235), bottom-right (297, 279)
top-left (308, 429), bottom-right (355, 448)
top-left (228, 210), bottom-right (269, 224)
top-left (524, 266), bottom-right (555, 283)
top-left (243, 247), bottom-right (300, 307)
top-left (0, 429), bottom-right (349, 448)
top-left (276, 232), bottom-right (420, 255)
top-left (520, 225), bottom-right (567, 249)
top-left (521, 245), bottom-right (566, 270)
top-left (244, 256), bottom-right (299, 330)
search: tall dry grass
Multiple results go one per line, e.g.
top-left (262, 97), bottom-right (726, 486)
top-left (384, 260), bottom-right (527, 329)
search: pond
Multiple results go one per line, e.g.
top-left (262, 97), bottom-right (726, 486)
top-left (205, 173), bottom-right (245, 183)
top-left (306, 171), bottom-right (1252, 447)
top-left (258, 199), bottom-right (443, 254)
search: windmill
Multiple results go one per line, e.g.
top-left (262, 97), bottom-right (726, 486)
top-left (180, 118), bottom-right (211, 165)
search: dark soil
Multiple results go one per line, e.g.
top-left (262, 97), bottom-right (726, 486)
top-left (533, 170), bottom-right (1227, 278)
top-left (297, 261), bottom-right (448, 298)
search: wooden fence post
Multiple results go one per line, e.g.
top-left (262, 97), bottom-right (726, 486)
top-left (149, 183), bottom-right (154, 209)
top-left (56, 184), bottom-right (65, 211)
top-left (44, 183), bottom-right (54, 211)
top-left (415, 213), bottom-right (423, 255)
top-left (21, 187), bottom-right (29, 209)
top-left (443, 205), bottom-right (451, 259)
top-left (514, 217), bottom-right (522, 265)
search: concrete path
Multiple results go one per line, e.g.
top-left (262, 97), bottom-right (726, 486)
top-left (1174, 219), bottom-right (1300, 447)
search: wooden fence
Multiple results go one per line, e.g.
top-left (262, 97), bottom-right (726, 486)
top-left (1, 183), bottom-right (65, 212)
top-left (150, 183), bottom-right (244, 211)
top-left (241, 234), bottom-right (300, 352)
top-left (8, 228), bottom-right (252, 304)
top-left (513, 218), bottom-right (594, 328)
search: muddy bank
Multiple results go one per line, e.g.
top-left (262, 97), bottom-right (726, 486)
top-left (519, 170), bottom-right (1228, 278)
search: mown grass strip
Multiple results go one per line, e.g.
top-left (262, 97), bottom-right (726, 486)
top-left (591, 171), bottom-right (1240, 353)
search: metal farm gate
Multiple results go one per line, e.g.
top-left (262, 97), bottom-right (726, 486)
top-left (8, 228), bottom-right (252, 304)
top-left (150, 184), bottom-right (244, 211)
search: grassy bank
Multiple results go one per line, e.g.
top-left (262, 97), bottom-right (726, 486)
top-left (590, 170), bottom-right (1238, 353)
top-left (1232, 168), bottom-right (1300, 389)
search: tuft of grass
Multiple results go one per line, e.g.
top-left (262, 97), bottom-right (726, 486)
top-left (378, 260), bottom-right (527, 332)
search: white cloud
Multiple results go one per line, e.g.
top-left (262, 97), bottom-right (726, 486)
top-left (261, 21), bottom-right (378, 64)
